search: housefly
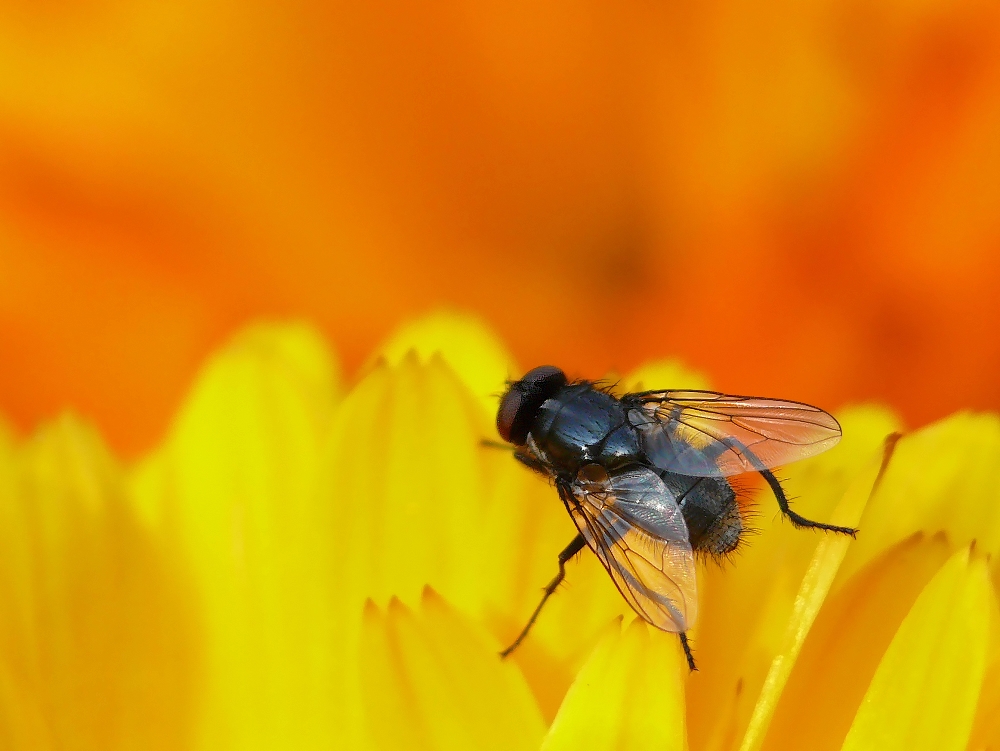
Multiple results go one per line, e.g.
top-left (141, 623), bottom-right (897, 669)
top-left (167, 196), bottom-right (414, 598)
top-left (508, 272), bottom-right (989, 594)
top-left (495, 365), bottom-right (852, 671)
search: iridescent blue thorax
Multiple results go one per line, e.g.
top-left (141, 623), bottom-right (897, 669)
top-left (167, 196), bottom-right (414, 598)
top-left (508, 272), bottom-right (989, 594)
top-left (527, 383), bottom-right (642, 476)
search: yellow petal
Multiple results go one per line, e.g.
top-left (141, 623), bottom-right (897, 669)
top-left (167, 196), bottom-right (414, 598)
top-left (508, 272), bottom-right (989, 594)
top-left (620, 359), bottom-right (711, 393)
top-left (966, 587), bottom-right (1000, 750)
top-left (323, 351), bottom-right (500, 615)
top-left (154, 322), bottom-right (346, 750)
top-left (762, 532), bottom-right (952, 751)
top-left (688, 407), bottom-right (900, 751)
top-left (541, 618), bottom-right (687, 751)
top-left (838, 411), bottom-right (1000, 586)
top-left (319, 351), bottom-right (533, 742)
top-left (840, 546), bottom-right (992, 751)
top-left (131, 319), bottom-right (341, 530)
top-left (360, 588), bottom-right (545, 751)
top-left (0, 415), bottom-right (195, 751)
top-left (372, 310), bottom-right (517, 419)
top-left (736, 433), bottom-right (897, 751)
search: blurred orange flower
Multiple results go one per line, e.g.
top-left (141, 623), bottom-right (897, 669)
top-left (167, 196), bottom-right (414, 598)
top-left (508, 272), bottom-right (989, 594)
top-left (1, 0), bottom-right (999, 454)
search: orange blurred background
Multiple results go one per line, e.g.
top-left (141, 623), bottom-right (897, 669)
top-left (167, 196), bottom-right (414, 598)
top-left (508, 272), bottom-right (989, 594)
top-left (1, 0), bottom-right (998, 457)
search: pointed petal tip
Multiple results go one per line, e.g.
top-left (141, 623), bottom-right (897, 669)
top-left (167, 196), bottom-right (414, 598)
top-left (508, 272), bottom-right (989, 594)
top-left (372, 310), bottom-right (517, 416)
top-left (363, 599), bottom-right (381, 620)
top-left (420, 585), bottom-right (444, 608)
top-left (360, 588), bottom-right (546, 750)
top-left (623, 616), bottom-right (649, 638)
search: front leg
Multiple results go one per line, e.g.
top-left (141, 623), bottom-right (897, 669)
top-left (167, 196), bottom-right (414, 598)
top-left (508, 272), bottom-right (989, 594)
top-left (513, 448), bottom-right (552, 476)
top-left (500, 533), bottom-right (588, 658)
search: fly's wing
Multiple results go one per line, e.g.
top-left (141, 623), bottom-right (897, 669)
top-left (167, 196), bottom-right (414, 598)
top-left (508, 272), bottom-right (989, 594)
top-left (568, 465), bottom-right (697, 633)
top-left (625, 390), bottom-right (842, 478)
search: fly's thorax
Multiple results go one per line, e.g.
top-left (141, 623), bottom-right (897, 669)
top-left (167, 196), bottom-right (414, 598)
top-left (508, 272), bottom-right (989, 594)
top-left (595, 424), bottom-right (642, 469)
top-left (530, 385), bottom-right (635, 473)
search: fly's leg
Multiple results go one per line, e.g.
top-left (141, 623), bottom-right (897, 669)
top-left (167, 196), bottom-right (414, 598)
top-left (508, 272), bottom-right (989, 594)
top-left (513, 451), bottom-right (552, 475)
top-left (679, 632), bottom-right (698, 672)
top-left (500, 533), bottom-right (587, 658)
top-left (479, 439), bottom-right (552, 476)
top-left (716, 433), bottom-right (860, 537)
top-left (758, 468), bottom-right (858, 537)
top-left (764, 432), bottom-right (901, 537)
top-left (480, 439), bottom-right (512, 451)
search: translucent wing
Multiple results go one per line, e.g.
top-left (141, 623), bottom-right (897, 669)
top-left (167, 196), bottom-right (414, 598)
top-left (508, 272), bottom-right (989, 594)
top-left (624, 389), bottom-right (842, 478)
top-left (567, 465), bottom-right (697, 632)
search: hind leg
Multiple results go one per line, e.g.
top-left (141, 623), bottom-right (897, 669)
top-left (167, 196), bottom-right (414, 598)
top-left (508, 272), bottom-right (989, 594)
top-left (759, 468), bottom-right (857, 537)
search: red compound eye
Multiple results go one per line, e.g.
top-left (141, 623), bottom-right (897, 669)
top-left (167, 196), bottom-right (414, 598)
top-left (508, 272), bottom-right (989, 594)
top-left (495, 366), bottom-right (567, 445)
top-left (496, 388), bottom-right (525, 443)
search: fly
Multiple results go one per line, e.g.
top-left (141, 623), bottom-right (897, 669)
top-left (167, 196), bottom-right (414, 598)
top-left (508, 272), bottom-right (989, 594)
top-left (494, 365), bottom-right (853, 670)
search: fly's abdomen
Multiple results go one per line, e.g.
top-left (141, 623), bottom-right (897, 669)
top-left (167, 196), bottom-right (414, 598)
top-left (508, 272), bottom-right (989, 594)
top-left (661, 472), bottom-right (742, 557)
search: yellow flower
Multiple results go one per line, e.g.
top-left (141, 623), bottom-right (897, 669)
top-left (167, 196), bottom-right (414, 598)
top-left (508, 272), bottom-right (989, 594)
top-left (1, 312), bottom-right (998, 750)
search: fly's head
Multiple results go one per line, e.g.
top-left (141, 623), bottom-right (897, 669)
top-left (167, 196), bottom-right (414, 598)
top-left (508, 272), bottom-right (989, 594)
top-left (496, 365), bottom-right (567, 445)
